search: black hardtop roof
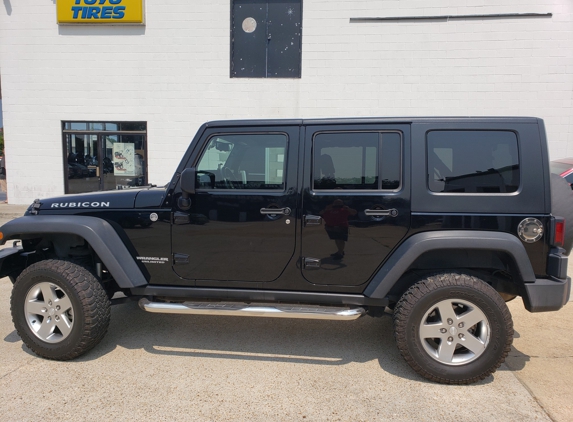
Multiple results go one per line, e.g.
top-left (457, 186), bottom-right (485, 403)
top-left (205, 116), bottom-right (540, 127)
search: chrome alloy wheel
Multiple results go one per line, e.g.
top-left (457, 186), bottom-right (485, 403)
top-left (419, 298), bottom-right (490, 366)
top-left (24, 282), bottom-right (74, 343)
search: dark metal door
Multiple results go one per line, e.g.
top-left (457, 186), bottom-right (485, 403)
top-left (171, 126), bottom-right (300, 284)
top-left (301, 125), bottom-right (411, 286)
top-left (231, 0), bottom-right (302, 78)
top-left (267, 0), bottom-right (302, 77)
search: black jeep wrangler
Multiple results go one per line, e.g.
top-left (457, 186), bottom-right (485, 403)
top-left (0, 117), bottom-right (570, 385)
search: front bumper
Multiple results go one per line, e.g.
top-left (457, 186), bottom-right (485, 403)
top-left (0, 246), bottom-right (25, 281)
top-left (522, 276), bottom-right (571, 312)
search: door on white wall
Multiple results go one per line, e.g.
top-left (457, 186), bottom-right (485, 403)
top-left (231, 0), bottom-right (302, 78)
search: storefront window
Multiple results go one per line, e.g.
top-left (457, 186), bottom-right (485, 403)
top-left (62, 121), bottom-right (147, 194)
top-left (120, 122), bottom-right (146, 131)
top-left (66, 122), bottom-right (87, 130)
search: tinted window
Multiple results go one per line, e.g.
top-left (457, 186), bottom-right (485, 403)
top-left (427, 131), bottom-right (519, 193)
top-left (313, 132), bottom-right (401, 190)
top-left (196, 133), bottom-right (287, 190)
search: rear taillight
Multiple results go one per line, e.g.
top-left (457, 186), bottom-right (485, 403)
top-left (552, 217), bottom-right (565, 248)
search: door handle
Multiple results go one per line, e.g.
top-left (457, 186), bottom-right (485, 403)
top-left (364, 208), bottom-right (399, 217)
top-left (260, 207), bottom-right (291, 216)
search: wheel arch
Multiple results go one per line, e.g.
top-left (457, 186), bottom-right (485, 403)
top-left (364, 230), bottom-right (535, 300)
top-left (0, 216), bottom-right (148, 288)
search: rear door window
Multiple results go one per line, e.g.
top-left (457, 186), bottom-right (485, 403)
top-left (313, 132), bottom-right (402, 190)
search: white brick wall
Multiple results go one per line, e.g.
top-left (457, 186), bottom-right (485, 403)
top-left (1, 0), bottom-right (572, 204)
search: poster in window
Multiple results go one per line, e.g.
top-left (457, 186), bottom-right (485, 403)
top-left (113, 143), bottom-right (136, 176)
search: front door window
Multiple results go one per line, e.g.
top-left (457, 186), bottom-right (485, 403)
top-left (196, 133), bottom-right (287, 190)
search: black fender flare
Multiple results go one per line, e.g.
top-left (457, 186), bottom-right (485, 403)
top-left (363, 230), bottom-right (535, 299)
top-left (0, 216), bottom-right (147, 288)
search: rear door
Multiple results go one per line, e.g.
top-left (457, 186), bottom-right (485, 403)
top-left (301, 124), bottom-right (411, 286)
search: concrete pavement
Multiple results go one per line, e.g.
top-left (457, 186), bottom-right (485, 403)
top-left (505, 301), bottom-right (573, 421)
top-left (0, 203), bottom-right (572, 420)
top-left (0, 279), bottom-right (564, 421)
top-left (0, 202), bottom-right (29, 220)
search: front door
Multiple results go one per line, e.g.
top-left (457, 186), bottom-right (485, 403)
top-left (301, 125), bottom-right (411, 286)
top-left (172, 126), bottom-right (300, 284)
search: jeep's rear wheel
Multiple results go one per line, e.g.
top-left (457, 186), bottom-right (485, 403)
top-left (393, 273), bottom-right (513, 384)
top-left (11, 260), bottom-right (111, 360)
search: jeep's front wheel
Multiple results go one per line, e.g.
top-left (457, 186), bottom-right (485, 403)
top-left (10, 260), bottom-right (111, 360)
top-left (393, 273), bottom-right (513, 384)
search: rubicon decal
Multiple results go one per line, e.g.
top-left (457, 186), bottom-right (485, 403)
top-left (57, 0), bottom-right (145, 25)
top-left (51, 202), bottom-right (110, 208)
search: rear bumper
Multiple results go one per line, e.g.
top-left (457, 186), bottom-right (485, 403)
top-left (522, 276), bottom-right (571, 312)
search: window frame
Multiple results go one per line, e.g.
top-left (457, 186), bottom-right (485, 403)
top-left (193, 131), bottom-right (290, 192)
top-left (426, 129), bottom-right (521, 196)
top-left (311, 130), bottom-right (403, 193)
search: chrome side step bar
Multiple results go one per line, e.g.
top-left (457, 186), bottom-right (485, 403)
top-left (139, 298), bottom-right (365, 321)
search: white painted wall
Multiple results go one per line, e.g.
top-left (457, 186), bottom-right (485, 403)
top-left (1, 0), bottom-right (572, 204)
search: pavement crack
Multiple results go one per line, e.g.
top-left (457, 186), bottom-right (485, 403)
top-left (506, 369), bottom-right (557, 422)
top-left (509, 354), bottom-right (573, 359)
top-left (0, 357), bottom-right (37, 380)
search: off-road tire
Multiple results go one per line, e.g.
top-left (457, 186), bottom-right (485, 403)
top-left (10, 260), bottom-right (111, 360)
top-left (393, 272), bottom-right (513, 385)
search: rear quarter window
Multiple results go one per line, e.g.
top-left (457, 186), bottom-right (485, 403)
top-left (427, 131), bottom-right (520, 194)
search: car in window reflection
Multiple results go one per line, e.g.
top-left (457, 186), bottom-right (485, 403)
top-left (68, 164), bottom-right (77, 179)
top-left (68, 163), bottom-right (89, 178)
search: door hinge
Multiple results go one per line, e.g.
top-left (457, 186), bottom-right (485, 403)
top-left (173, 253), bottom-right (190, 265)
top-left (173, 212), bottom-right (190, 225)
top-left (304, 215), bottom-right (322, 226)
top-left (303, 257), bottom-right (321, 269)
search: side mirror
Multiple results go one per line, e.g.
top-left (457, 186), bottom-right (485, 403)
top-left (178, 168), bottom-right (196, 210)
top-left (181, 167), bottom-right (196, 194)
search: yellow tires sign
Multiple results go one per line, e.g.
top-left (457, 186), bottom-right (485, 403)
top-left (57, 0), bottom-right (144, 24)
